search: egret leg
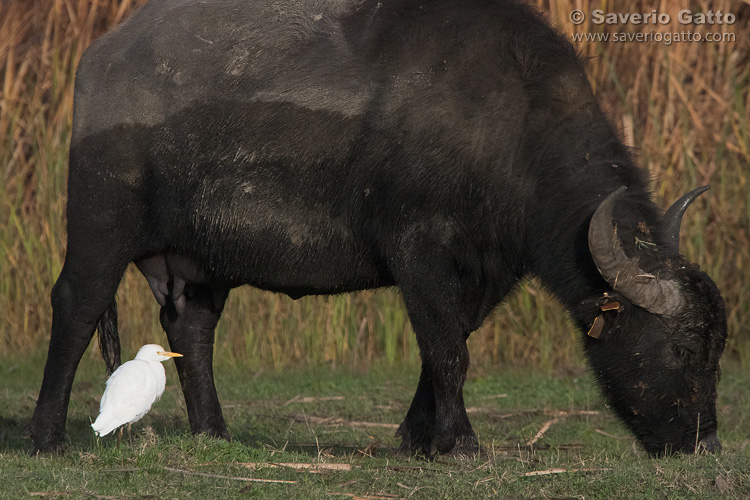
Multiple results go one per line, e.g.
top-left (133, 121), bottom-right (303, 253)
top-left (127, 423), bottom-right (133, 449)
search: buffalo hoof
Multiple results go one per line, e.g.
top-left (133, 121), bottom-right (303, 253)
top-left (698, 432), bottom-right (721, 453)
top-left (189, 417), bottom-right (231, 441)
top-left (193, 427), bottom-right (232, 442)
top-left (396, 424), bottom-right (480, 460)
top-left (436, 435), bottom-right (485, 460)
top-left (395, 422), bottom-right (432, 458)
top-left (30, 439), bottom-right (68, 456)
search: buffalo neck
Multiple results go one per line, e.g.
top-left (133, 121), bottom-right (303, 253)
top-left (515, 101), bottom-right (661, 326)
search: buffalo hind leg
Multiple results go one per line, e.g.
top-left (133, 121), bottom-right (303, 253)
top-left (160, 284), bottom-right (229, 439)
top-left (31, 261), bottom-right (125, 454)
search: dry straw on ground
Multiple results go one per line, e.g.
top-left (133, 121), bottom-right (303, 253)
top-left (1, 0), bottom-right (748, 370)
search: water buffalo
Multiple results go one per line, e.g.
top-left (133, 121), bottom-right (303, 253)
top-left (31, 0), bottom-right (727, 456)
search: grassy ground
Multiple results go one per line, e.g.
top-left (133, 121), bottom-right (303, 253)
top-left (2, 353), bottom-right (749, 499)
top-left (1, 0), bottom-right (749, 371)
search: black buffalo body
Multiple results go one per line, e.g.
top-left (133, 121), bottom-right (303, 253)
top-left (31, 0), bottom-right (727, 457)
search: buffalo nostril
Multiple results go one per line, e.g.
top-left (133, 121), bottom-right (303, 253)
top-left (698, 431), bottom-right (721, 453)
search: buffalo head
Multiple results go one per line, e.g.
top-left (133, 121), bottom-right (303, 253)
top-left (585, 186), bottom-right (727, 455)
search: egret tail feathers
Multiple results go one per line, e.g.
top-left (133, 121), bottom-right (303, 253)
top-left (91, 413), bottom-right (120, 437)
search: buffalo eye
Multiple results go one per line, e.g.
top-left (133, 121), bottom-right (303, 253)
top-left (673, 345), bottom-right (693, 366)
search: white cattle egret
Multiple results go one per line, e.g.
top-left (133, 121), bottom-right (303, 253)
top-left (91, 344), bottom-right (182, 440)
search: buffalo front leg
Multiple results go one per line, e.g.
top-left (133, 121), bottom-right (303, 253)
top-left (397, 332), bottom-right (476, 458)
top-left (160, 284), bottom-right (229, 439)
top-left (395, 271), bottom-right (485, 458)
top-left (396, 365), bottom-right (435, 455)
top-left (427, 340), bottom-right (476, 457)
top-left (390, 230), bottom-right (505, 458)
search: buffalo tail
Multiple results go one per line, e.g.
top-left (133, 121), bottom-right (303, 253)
top-left (97, 299), bottom-right (121, 375)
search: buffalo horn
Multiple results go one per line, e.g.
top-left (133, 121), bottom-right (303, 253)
top-left (663, 185), bottom-right (710, 255)
top-left (588, 186), bottom-right (683, 316)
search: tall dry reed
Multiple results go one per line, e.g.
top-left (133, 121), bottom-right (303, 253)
top-left (1, 0), bottom-right (748, 371)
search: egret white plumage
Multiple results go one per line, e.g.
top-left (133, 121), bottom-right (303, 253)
top-left (91, 344), bottom-right (182, 440)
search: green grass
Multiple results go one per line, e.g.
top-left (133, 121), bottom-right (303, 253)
top-left (2, 354), bottom-right (750, 499)
top-left (2, 0), bottom-right (749, 374)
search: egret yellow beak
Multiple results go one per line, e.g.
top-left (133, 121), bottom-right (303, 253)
top-left (157, 351), bottom-right (183, 358)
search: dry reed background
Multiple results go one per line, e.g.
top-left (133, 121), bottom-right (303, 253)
top-left (1, 0), bottom-right (748, 371)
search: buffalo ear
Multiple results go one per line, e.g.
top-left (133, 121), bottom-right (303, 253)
top-left (585, 294), bottom-right (624, 340)
top-left (586, 315), bottom-right (605, 339)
